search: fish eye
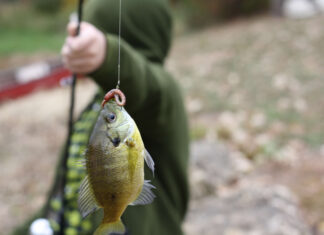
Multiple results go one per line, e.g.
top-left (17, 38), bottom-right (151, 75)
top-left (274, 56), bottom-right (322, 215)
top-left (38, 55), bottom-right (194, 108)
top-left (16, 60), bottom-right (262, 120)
top-left (106, 113), bottom-right (116, 123)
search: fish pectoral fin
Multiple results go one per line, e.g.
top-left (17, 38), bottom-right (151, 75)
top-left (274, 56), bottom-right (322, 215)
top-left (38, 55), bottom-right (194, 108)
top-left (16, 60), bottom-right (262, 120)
top-left (125, 137), bottom-right (136, 148)
top-left (144, 149), bottom-right (155, 176)
top-left (130, 180), bottom-right (156, 206)
top-left (78, 175), bottom-right (100, 218)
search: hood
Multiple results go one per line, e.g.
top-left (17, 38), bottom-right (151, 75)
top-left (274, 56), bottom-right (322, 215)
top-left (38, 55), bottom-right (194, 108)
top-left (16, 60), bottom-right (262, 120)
top-left (85, 0), bottom-right (172, 64)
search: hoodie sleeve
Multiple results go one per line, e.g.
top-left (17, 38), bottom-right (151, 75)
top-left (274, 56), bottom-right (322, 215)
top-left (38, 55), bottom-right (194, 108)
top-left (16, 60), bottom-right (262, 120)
top-left (89, 34), bottom-right (173, 115)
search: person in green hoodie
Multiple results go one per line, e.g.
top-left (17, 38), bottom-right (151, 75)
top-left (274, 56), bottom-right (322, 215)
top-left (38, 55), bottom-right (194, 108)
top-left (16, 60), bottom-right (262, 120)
top-left (13, 0), bottom-right (189, 234)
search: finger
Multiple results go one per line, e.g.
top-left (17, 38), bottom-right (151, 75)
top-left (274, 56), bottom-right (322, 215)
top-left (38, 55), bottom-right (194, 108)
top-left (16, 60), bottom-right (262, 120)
top-left (68, 57), bottom-right (94, 68)
top-left (65, 56), bottom-right (98, 74)
top-left (64, 46), bottom-right (96, 62)
top-left (62, 57), bottom-right (72, 71)
top-left (61, 43), bottom-right (86, 61)
top-left (76, 66), bottom-right (94, 74)
top-left (66, 34), bottom-right (94, 54)
top-left (65, 58), bottom-right (94, 73)
top-left (67, 21), bottom-right (92, 37)
top-left (68, 64), bottom-right (93, 74)
top-left (62, 41), bottom-right (97, 70)
top-left (67, 22), bottom-right (78, 36)
top-left (61, 43), bottom-right (71, 58)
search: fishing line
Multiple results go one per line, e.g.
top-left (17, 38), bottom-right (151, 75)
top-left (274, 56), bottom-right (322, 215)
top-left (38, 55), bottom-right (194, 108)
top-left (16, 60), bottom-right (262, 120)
top-left (59, 0), bottom-right (84, 234)
top-left (101, 0), bottom-right (126, 108)
top-left (117, 0), bottom-right (122, 89)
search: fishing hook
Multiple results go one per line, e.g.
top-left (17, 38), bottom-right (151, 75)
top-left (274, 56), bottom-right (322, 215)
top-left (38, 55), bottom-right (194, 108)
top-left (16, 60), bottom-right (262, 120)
top-left (101, 89), bottom-right (126, 107)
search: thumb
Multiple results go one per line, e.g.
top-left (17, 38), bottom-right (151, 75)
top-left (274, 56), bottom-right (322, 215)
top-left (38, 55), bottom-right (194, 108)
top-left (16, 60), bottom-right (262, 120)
top-left (67, 22), bottom-right (78, 36)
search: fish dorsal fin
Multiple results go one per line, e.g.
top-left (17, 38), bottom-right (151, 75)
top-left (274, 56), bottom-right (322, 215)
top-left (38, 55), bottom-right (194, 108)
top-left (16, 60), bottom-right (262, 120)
top-left (130, 180), bottom-right (156, 206)
top-left (144, 149), bottom-right (155, 176)
top-left (78, 175), bottom-right (100, 218)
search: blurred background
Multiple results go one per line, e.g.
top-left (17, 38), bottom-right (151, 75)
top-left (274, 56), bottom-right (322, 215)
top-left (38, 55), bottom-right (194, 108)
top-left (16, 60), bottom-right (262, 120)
top-left (0, 0), bottom-right (324, 234)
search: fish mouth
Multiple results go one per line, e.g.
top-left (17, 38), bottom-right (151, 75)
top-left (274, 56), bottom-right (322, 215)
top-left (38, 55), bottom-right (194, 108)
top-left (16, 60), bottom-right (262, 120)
top-left (105, 132), bottom-right (121, 147)
top-left (111, 137), bottom-right (121, 147)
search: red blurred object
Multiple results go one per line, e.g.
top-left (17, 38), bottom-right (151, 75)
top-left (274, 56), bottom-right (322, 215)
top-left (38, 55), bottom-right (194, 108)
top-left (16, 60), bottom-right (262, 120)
top-left (0, 60), bottom-right (73, 102)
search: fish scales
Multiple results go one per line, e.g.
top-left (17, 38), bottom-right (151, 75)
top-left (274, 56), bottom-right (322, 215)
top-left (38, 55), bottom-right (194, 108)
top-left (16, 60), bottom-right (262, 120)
top-left (86, 144), bottom-right (142, 208)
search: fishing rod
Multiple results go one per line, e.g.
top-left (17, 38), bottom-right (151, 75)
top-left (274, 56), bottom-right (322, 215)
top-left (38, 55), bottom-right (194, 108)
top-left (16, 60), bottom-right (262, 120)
top-left (59, 0), bottom-right (84, 234)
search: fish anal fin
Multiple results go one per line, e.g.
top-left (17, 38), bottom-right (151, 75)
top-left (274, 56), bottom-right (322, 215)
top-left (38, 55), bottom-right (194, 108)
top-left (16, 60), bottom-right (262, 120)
top-left (130, 180), bottom-right (156, 206)
top-left (78, 175), bottom-right (100, 218)
top-left (144, 149), bottom-right (155, 176)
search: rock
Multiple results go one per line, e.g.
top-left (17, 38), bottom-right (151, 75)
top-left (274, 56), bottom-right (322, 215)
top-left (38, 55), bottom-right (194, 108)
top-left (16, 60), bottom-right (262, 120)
top-left (184, 185), bottom-right (312, 235)
top-left (189, 141), bottom-right (253, 199)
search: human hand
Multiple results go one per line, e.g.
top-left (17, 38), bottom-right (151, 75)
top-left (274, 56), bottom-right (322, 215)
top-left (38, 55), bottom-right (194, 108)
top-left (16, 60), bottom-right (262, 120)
top-left (61, 21), bottom-right (106, 74)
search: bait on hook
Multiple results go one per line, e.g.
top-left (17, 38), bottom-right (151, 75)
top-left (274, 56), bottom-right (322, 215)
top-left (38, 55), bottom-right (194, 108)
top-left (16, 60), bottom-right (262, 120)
top-left (101, 89), bottom-right (126, 107)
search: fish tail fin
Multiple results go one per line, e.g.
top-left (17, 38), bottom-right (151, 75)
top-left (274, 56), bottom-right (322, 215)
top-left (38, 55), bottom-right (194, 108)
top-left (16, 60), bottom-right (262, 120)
top-left (94, 219), bottom-right (125, 235)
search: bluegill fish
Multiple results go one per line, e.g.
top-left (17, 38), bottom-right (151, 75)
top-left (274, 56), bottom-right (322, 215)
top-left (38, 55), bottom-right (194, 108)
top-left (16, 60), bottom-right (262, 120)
top-left (78, 89), bottom-right (155, 235)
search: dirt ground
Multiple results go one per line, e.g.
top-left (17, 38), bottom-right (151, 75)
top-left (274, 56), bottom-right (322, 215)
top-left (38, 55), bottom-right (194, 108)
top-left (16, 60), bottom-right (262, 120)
top-left (1, 14), bottom-right (324, 234)
top-left (0, 80), bottom-right (97, 234)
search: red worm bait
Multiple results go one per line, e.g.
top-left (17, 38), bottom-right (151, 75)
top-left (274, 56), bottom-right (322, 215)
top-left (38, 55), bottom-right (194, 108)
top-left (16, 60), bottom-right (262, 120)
top-left (101, 89), bottom-right (126, 108)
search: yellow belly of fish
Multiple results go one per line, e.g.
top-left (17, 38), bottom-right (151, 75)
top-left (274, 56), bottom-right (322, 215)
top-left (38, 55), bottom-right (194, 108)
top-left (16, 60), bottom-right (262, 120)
top-left (86, 129), bottom-right (144, 223)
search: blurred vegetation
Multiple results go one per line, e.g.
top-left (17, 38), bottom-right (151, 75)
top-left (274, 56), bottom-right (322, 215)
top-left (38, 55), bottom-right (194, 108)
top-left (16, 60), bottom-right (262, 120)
top-left (176, 0), bottom-right (270, 27)
top-left (0, 2), bottom-right (72, 56)
top-left (0, 0), bottom-right (272, 56)
top-left (31, 0), bottom-right (79, 13)
top-left (32, 0), bottom-right (62, 13)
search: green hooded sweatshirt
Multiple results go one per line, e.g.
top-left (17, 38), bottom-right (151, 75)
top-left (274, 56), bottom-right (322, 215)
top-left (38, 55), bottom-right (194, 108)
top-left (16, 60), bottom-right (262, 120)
top-left (13, 0), bottom-right (189, 234)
